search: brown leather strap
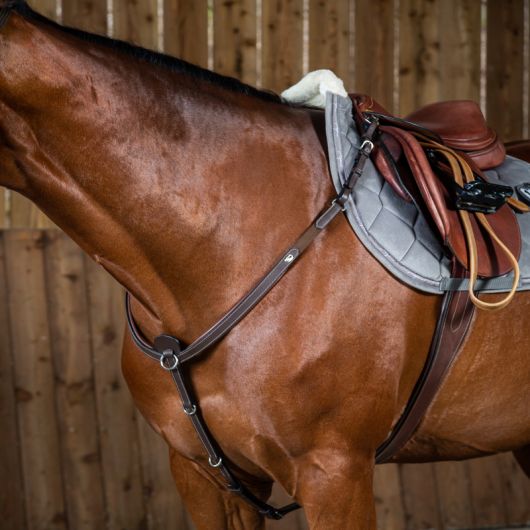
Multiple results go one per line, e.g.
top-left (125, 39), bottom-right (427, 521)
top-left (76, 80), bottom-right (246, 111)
top-left (124, 121), bottom-right (379, 520)
top-left (376, 267), bottom-right (476, 463)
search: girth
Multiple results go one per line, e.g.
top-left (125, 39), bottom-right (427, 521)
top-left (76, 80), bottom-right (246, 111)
top-left (124, 114), bottom-right (486, 520)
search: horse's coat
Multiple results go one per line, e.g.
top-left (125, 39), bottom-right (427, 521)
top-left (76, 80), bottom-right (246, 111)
top-left (0, 3), bottom-right (528, 529)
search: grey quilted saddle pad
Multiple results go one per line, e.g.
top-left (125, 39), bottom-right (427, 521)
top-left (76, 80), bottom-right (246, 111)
top-left (325, 93), bottom-right (530, 294)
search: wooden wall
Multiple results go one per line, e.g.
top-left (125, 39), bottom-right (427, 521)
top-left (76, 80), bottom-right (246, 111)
top-left (1, 0), bottom-right (529, 228)
top-left (0, 1), bottom-right (529, 529)
top-left (1, 232), bottom-right (529, 530)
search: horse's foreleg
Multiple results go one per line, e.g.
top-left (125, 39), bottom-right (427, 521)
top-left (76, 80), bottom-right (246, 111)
top-left (295, 452), bottom-right (376, 530)
top-left (169, 449), bottom-right (267, 530)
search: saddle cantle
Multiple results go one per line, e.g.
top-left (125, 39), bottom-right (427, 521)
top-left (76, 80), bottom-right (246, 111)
top-left (350, 94), bottom-right (522, 289)
top-left (405, 100), bottom-right (506, 170)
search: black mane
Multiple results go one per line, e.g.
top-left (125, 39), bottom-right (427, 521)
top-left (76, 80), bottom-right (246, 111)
top-left (12, 1), bottom-right (284, 104)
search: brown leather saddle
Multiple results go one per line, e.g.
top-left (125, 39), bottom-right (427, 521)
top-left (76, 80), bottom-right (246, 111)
top-left (351, 94), bottom-right (524, 288)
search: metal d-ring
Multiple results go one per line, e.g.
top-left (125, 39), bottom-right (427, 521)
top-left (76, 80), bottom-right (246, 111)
top-left (209, 456), bottom-right (223, 468)
top-left (160, 349), bottom-right (179, 371)
top-left (183, 404), bottom-right (197, 416)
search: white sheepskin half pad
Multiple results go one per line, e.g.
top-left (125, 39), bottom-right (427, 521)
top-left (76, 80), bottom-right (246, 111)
top-left (281, 69), bottom-right (348, 108)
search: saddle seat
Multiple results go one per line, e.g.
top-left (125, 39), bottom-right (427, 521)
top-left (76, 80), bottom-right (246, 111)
top-left (350, 94), bottom-right (522, 283)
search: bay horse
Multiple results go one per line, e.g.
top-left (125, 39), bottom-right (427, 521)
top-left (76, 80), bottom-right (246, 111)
top-left (0, 2), bottom-right (528, 529)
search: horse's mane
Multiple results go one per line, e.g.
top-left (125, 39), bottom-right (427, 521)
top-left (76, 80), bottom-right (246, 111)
top-left (12, 1), bottom-right (285, 105)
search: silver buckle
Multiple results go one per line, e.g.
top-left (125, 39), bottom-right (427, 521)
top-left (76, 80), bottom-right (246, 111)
top-left (183, 404), bottom-right (197, 416)
top-left (160, 349), bottom-right (179, 371)
top-left (360, 139), bottom-right (374, 154)
top-left (331, 197), bottom-right (347, 212)
top-left (209, 456), bottom-right (223, 468)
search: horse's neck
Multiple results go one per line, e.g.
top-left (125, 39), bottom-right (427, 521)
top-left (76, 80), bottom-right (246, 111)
top-left (0, 10), bottom-right (329, 339)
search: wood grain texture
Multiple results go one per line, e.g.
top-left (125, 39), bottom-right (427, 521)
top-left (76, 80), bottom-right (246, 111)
top-left (0, 233), bottom-right (26, 530)
top-left (84, 257), bottom-right (147, 530)
top-left (136, 413), bottom-right (191, 530)
top-left (438, 0), bottom-right (481, 101)
top-left (4, 231), bottom-right (66, 530)
top-left (309, 0), bottom-right (351, 89)
top-left (433, 461), bottom-right (473, 529)
top-left (9, 193), bottom-right (56, 229)
top-left (399, 463), bottom-right (442, 529)
top-left (468, 455), bottom-right (508, 527)
top-left (62, 0), bottom-right (107, 34)
top-left (0, 189), bottom-right (5, 228)
top-left (399, 0), bottom-right (440, 115)
top-left (354, 0), bottom-right (395, 112)
top-left (262, 0), bottom-right (303, 92)
top-left (44, 233), bottom-right (106, 529)
top-left (214, 0), bottom-right (257, 84)
top-left (496, 452), bottom-right (530, 525)
top-left (28, 0), bottom-right (56, 19)
top-left (486, 0), bottom-right (524, 142)
top-left (164, 0), bottom-right (208, 67)
top-left (373, 464), bottom-right (406, 530)
top-left (113, 0), bottom-right (159, 50)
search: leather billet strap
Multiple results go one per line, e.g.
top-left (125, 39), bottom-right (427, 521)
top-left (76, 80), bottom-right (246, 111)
top-left (125, 121), bottom-right (378, 520)
top-left (375, 266), bottom-right (475, 463)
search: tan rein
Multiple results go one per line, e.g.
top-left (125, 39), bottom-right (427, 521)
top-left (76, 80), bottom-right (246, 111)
top-left (418, 136), bottom-right (521, 311)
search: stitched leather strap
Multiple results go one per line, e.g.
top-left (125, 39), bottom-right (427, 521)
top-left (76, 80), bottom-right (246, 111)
top-left (125, 122), bottom-right (378, 519)
top-left (375, 266), bottom-right (475, 463)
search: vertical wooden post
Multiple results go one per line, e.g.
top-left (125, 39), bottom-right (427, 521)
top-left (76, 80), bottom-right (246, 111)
top-left (135, 413), bottom-right (191, 530)
top-left (44, 233), bottom-right (106, 529)
top-left (62, 0), bottom-right (107, 34)
top-left (354, 0), bottom-right (395, 112)
top-left (438, 0), bottom-right (481, 102)
top-left (164, 0), bottom-right (208, 67)
top-left (497, 452), bottom-right (530, 526)
top-left (399, 0), bottom-right (440, 115)
top-left (433, 460), bottom-right (474, 528)
top-left (309, 0), bottom-right (352, 90)
top-left (0, 233), bottom-right (26, 529)
top-left (4, 231), bottom-right (67, 530)
top-left (113, 0), bottom-right (159, 50)
top-left (84, 257), bottom-right (147, 530)
top-left (468, 454), bottom-right (508, 527)
top-left (373, 464), bottom-right (406, 530)
top-left (214, 0), bottom-right (257, 84)
top-left (0, 190), bottom-right (5, 228)
top-left (486, 0), bottom-right (524, 141)
top-left (399, 463), bottom-right (443, 529)
top-left (262, 0), bottom-right (304, 93)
